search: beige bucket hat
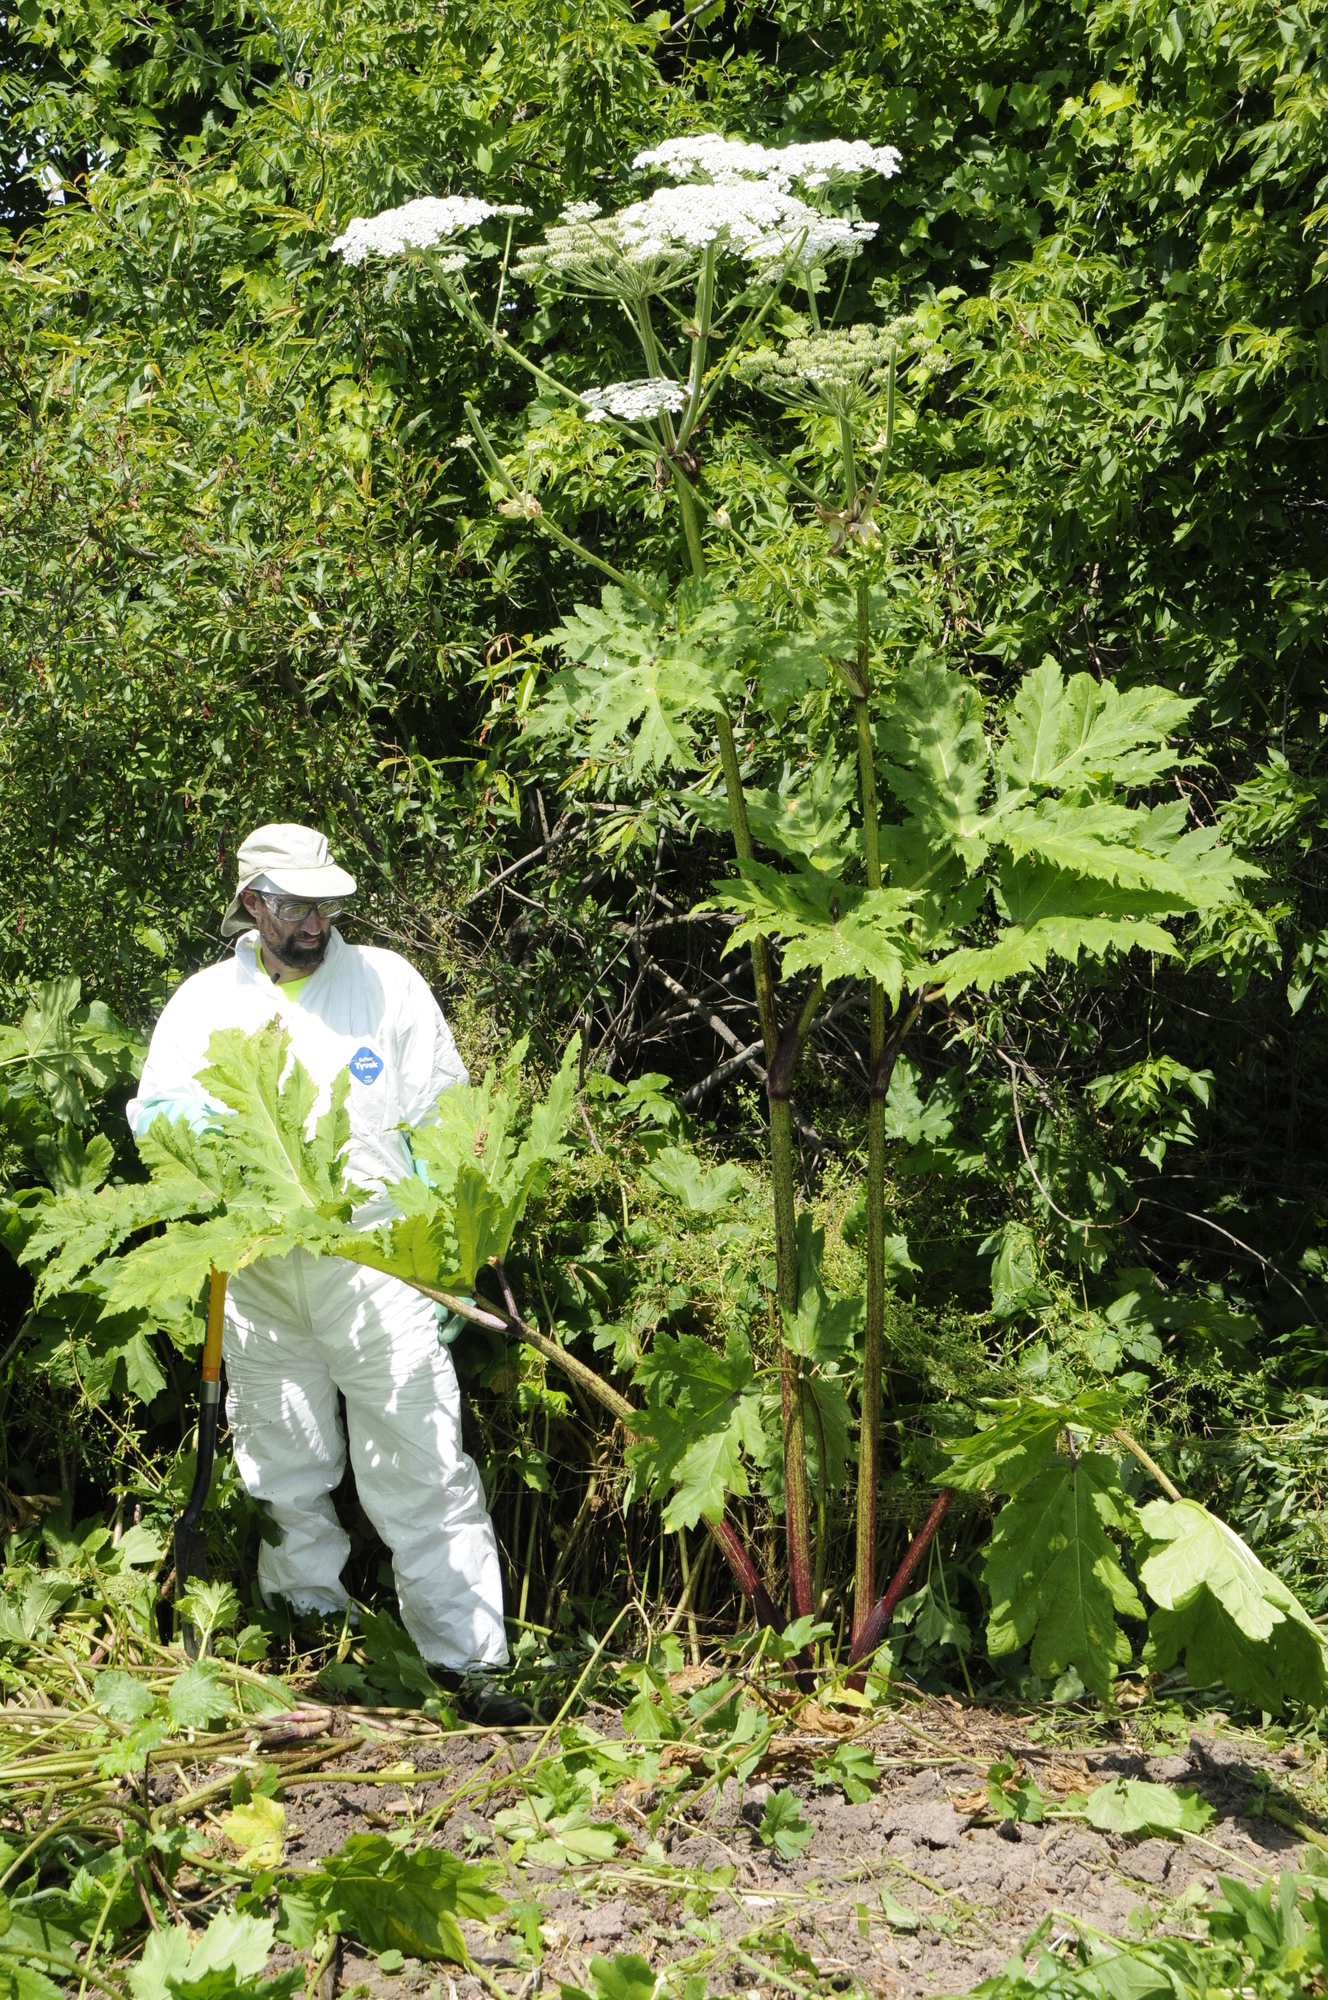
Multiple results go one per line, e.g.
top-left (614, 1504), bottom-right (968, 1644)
top-left (221, 823), bottom-right (358, 937)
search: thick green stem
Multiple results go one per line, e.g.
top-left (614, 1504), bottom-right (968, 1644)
top-left (674, 250), bottom-right (811, 1618)
top-left (850, 571), bottom-right (890, 1637)
top-left (673, 465), bottom-right (708, 577)
top-left (806, 1382), bottom-right (830, 1613)
top-left (714, 706), bottom-right (811, 1616)
top-left (680, 244), bottom-right (714, 444)
top-left (700, 461), bottom-right (810, 1612)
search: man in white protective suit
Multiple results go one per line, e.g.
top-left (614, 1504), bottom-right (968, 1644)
top-left (127, 823), bottom-right (530, 1726)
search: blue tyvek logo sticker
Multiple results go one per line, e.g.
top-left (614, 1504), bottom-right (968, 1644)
top-left (348, 1046), bottom-right (384, 1086)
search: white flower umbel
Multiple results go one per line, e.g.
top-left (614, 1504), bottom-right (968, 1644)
top-left (737, 324), bottom-right (895, 421)
top-left (634, 134), bottom-right (778, 182)
top-left (614, 183), bottom-right (875, 268)
top-left (581, 378), bottom-right (688, 424)
top-left (633, 133), bottom-right (902, 192)
top-left (330, 196), bottom-right (528, 266)
top-left (737, 318), bottom-right (950, 420)
top-left (515, 211), bottom-right (697, 301)
top-left (777, 139), bottom-right (902, 189)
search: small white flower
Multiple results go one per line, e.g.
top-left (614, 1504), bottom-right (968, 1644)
top-left (581, 377), bottom-right (688, 424)
top-left (633, 132), bottom-right (902, 192)
top-left (559, 200), bottom-right (602, 222)
top-left (331, 195), bottom-right (501, 265)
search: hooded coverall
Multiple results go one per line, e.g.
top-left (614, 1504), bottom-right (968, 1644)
top-left (126, 927), bottom-right (507, 1670)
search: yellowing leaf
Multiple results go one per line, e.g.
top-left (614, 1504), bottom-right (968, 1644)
top-left (218, 1796), bottom-right (286, 1870)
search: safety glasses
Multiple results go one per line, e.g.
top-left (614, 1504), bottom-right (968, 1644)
top-left (261, 895), bottom-right (347, 922)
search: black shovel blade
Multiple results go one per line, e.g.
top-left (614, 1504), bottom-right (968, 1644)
top-left (173, 1518), bottom-right (208, 1659)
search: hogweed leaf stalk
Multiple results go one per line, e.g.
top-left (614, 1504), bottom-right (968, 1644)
top-left (459, 404), bottom-right (667, 614)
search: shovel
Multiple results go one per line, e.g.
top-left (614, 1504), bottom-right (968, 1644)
top-left (173, 1266), bottom-right (227, 1657)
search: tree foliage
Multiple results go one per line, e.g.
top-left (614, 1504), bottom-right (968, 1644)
top-left (4, 0), bottom-right (1328, 1734)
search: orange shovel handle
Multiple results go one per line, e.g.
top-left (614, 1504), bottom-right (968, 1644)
top-left (202, 1267), bottom-right (227, 1383)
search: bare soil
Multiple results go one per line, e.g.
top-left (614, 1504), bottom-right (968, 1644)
top-left (173, 1698), bottom-right (1321, 2000)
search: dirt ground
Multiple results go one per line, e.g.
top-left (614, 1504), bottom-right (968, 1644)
top-left (175, 1698), bottom-right (1320, 2000)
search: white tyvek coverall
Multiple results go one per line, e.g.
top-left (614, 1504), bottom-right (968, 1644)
top-left (126, 928), bottom-right (507, 1669)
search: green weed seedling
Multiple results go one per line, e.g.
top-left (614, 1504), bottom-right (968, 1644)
top-left (986, 1758), bottom-right (1047, 1826)
top-left (813, 1741), bottom-right (880, 1804)
top-left (757, 1791), bottom-right (815, 1862)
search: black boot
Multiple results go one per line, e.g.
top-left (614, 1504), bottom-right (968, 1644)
top-left (432, 1670), bottom-right (534, 1727)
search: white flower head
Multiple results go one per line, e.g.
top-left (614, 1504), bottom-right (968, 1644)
top-left (768, 139), bottom-right (902, 190)
top-left (633, 132), bottom-right (902, 193)
top-left (581, 378), bottom-right (688, 424)
top-left (614, 183), bottom-right (875, 269)
top-left (736, 316), bottom-right (950, 420)
top-left (634, 134), bottom-right (778, 182)
top-left (516, 212), bottom-right (696, 301)
top-left (331, 195), bottom-right (516, 266)
top-left (738, 324), bottom-right (896, 418)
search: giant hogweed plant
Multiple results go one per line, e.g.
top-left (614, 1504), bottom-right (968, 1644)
top-left (28, 131), bottom-right (1322, 1707)
top-left (319, 134), bottom-right (1323, 1696)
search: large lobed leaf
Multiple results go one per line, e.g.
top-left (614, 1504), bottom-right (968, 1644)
top-left (626, 1331), bottom-right (766, 1529)
top-left (28, 1026), bottom-right (582, 1317)
top-left (531, 580), bottom-right (754, 775)
top-left (877, 660), bottom-right (990, 848)
top-left (710, 861), bottom-right (919, 1002)
top-left (27, 1021), bottom-right (358, 1313)
top-left (691, 743), bottom-right (860, 873)
top-left (273, 1834), bottom-right (503, 1964)
top-left (983, 1453), bottom-right (1145, 1700)
top-left (196, 1026), bottom-right (356, 1218)
top-left (24, 1158), bottom-right (223, 1302)
top-left (129, 1910), bottom-right (300, 2000)
top-left (870, 661), bottom-right (1251, 994)
top-left (997, 655), bottom-right (1194, 793)
top-left (943, 1391), bottom-right (1126, 1494)
top-left (1139, 1497), bottom-right (1328, 1713)
top-left (360, 1037), bottom-right (581, 1290)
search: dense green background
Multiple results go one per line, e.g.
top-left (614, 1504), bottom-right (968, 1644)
top-left (4, 0), bottom-right (1328, 1658)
